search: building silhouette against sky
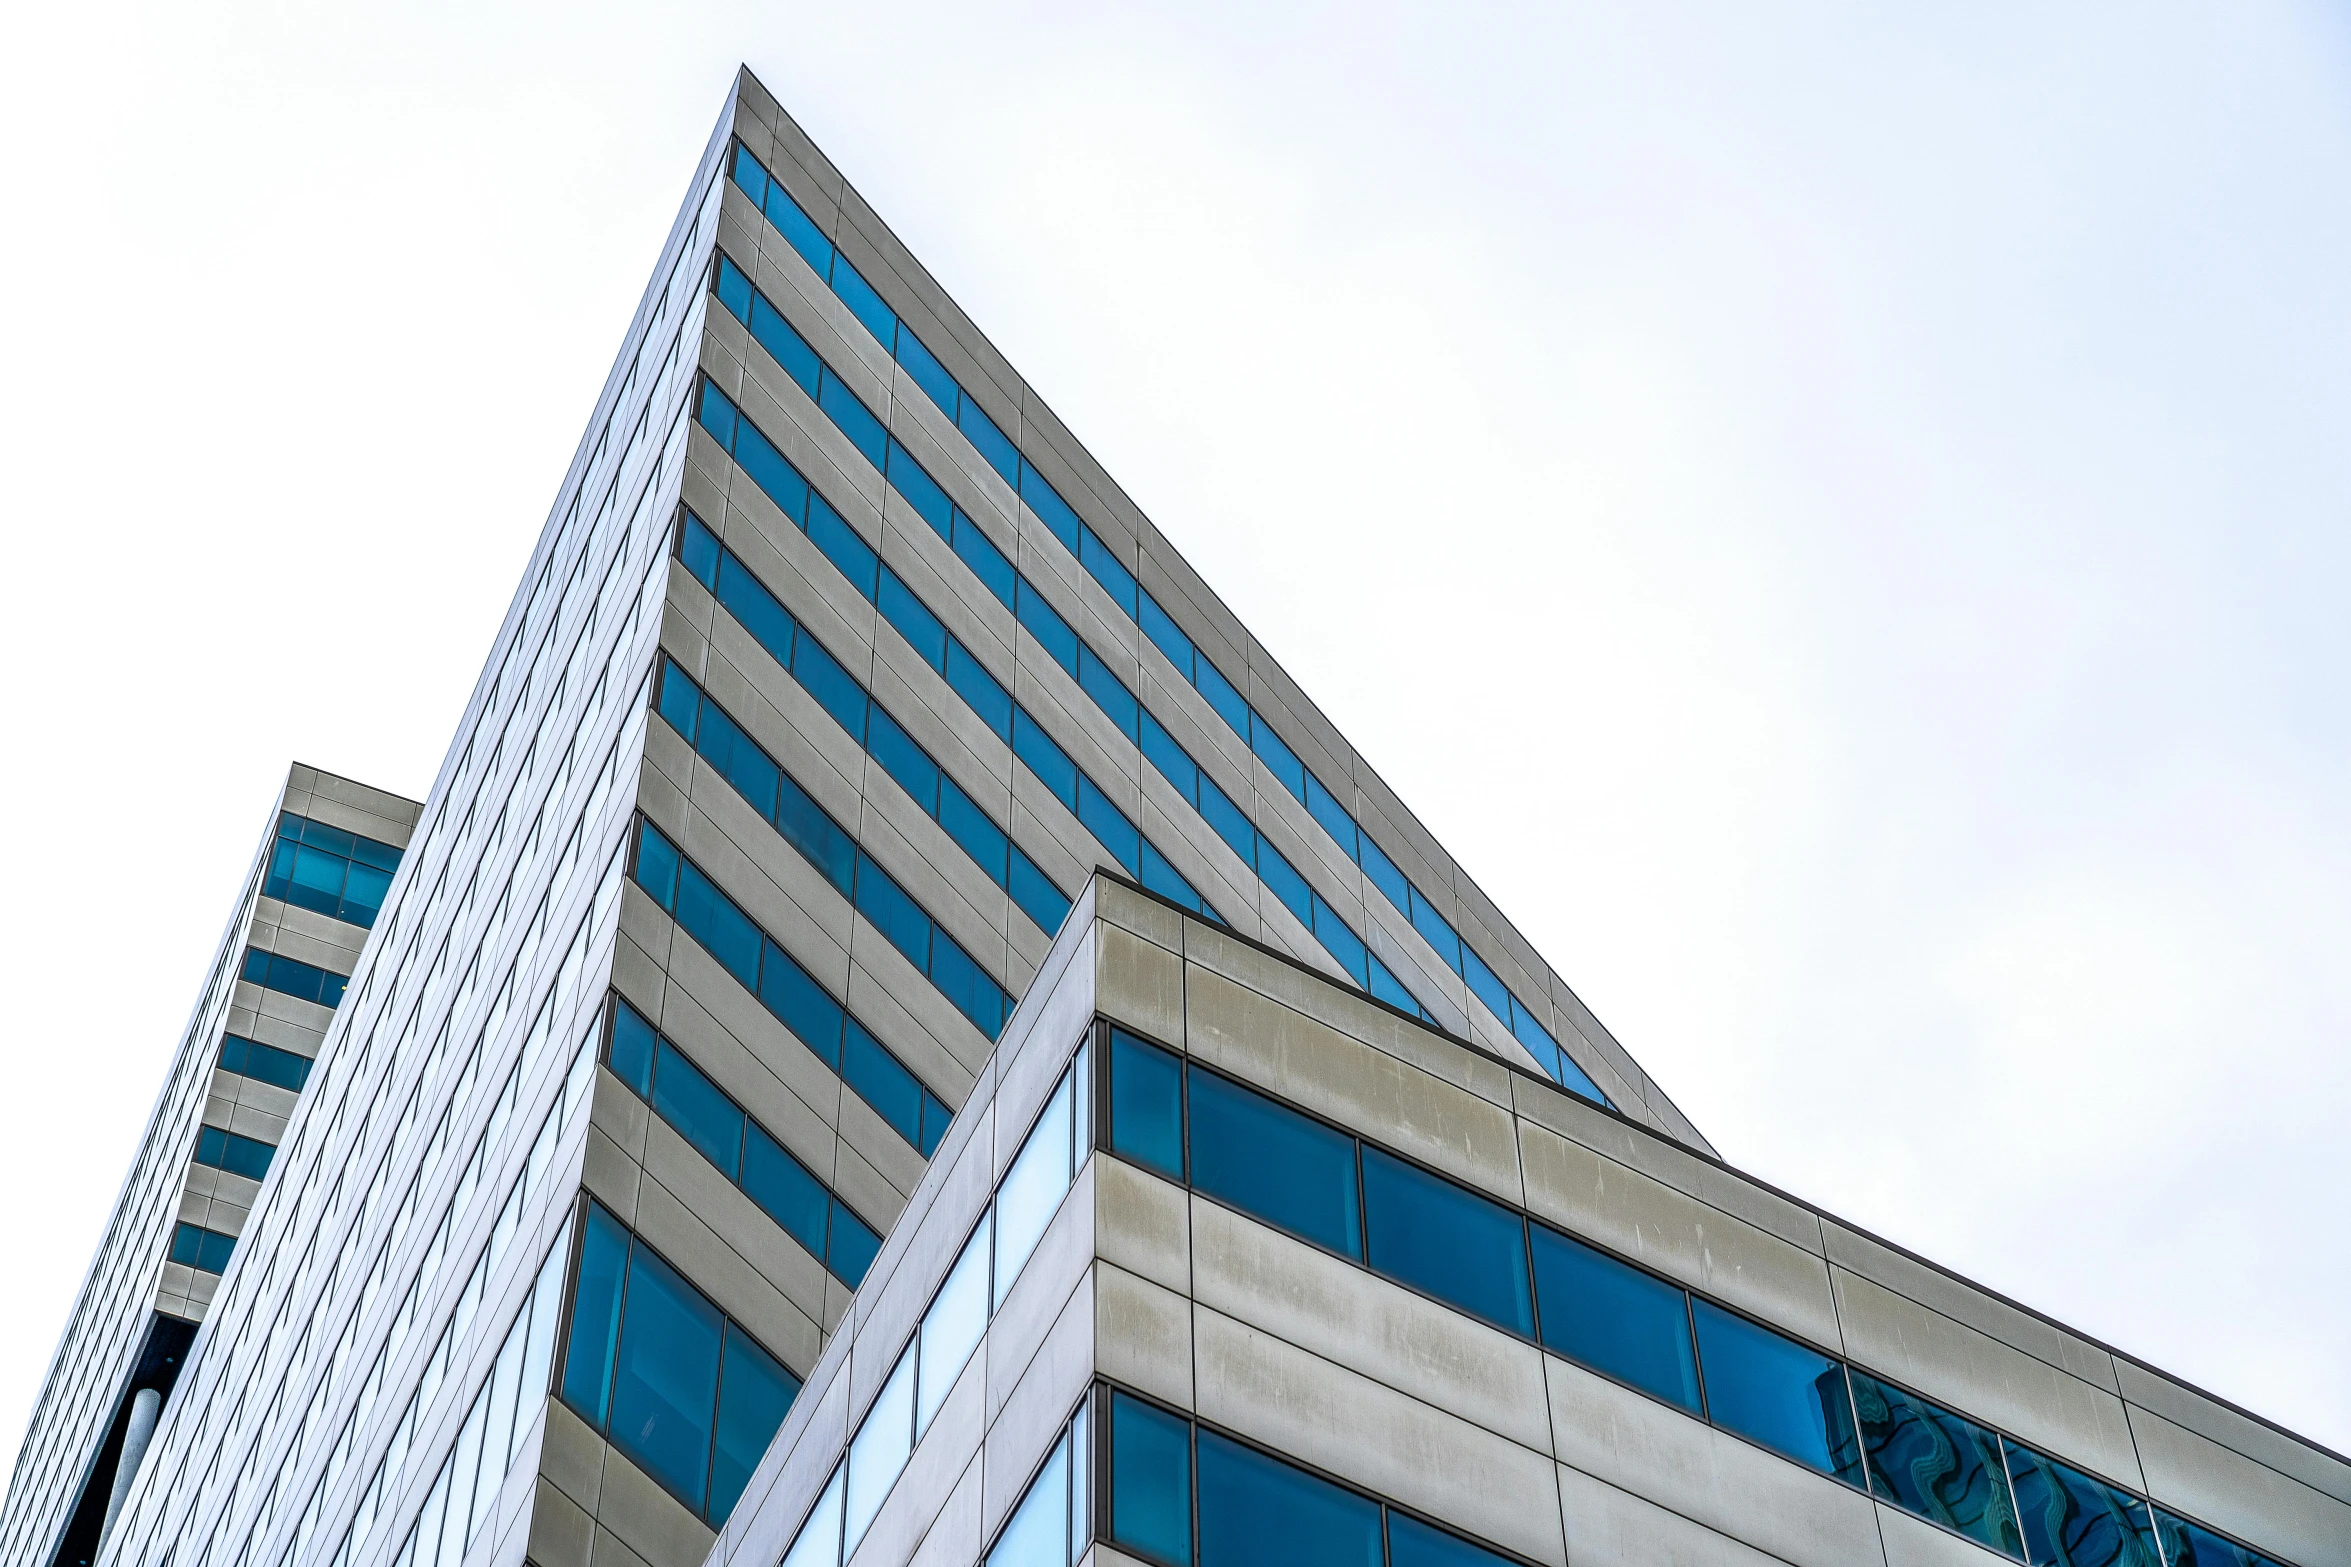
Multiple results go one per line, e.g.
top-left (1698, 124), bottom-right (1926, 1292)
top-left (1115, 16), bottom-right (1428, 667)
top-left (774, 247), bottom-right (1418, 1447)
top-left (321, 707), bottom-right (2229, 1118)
top-left (3, 65), bottom-right (2339, 1567)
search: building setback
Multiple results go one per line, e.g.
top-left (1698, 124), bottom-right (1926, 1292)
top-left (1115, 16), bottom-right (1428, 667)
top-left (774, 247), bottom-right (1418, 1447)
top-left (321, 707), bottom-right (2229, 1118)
top-left (6, 63), bottom-right (2341, 1567)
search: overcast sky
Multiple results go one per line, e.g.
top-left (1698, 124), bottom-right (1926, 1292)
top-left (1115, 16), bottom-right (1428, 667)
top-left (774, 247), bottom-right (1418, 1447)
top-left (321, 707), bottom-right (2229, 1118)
top-left (1, 0), bottom-right (2346, 1476)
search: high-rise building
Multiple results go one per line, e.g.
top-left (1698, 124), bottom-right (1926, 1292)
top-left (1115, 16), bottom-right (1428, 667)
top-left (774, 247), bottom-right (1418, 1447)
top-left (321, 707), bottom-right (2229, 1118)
top-left (3, 766), bottom-right (419, 1567)
top-left (8, 64), bottom-right (2340, 1567)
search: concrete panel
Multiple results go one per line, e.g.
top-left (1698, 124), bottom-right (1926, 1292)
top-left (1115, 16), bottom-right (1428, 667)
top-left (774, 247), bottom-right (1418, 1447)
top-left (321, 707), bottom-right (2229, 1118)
top-left (1096, 1262), bottom-right (1193, 1412)
top-left (1831, 1269), bottom-right (2142, 1491)
top-left (2111, 1358), bottom-right (2351, 1508)
top-left (538, 1399), bottom-right (610, 1527)
top-left (1553, 1464), bottom-right (1807, 1567)
top-left (847, 1329), bottom-right (983, 1567)
top-left (1188, 1195), bottom-right (1550, 1452)
top-left (1876, 1506), bottom-right (2005, 1567)
top-left (2128, 1404), bottom-right (2351, 1567)
top-left (980, 1269), bottom-right (1094, 1543)
top-left (1544, 1351), bottom-right (1882, 1567)
top-left (985, 1163), bottom-right (1098, 1426)
top-left (1094, 1158), bottom-right (1189, 1297)
top-left (593, 1439), bottom-right (715, 1567)
top-left (1193, 1307), bottom-right (1566, 1567)
top-left (1517, 1121), bottom-right (1841, 1355)
top-left (1095, 924), bottom-right (1182, 1049)
top-left (525, 1477), bottom-right (597, 1567)
top-left (901, 1460), bottom-right (983, 1567)
top-left (1183, 967), bottom-right (1522, 1207)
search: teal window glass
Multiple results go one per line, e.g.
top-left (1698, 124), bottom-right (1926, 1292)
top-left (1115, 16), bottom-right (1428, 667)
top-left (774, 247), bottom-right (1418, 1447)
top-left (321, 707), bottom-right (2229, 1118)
top-left (216, 1034), bottom-right (311, 1092)
top-left (2004, 1445), bottom-right (2161, 1567)
top-left (1359, 1147), bottom-right (1532, 1337)
top-left (1849, 1370), bottom-right (2022, 1558)
top-left (1528, 1227), bottom-right (1699, 1412)
top-left (1109, 1392), bottom-right (1192, 1567)
top-left (608, 1236), bottom-right (726, 1511)
top-left (1689, 1300), bottom-right (1862, 1485)
top-left (239, 947), bottom-right (348, 1008)
top-left (169, 1223), bottom-right (235, 1274)
top-left (1195, 1428), bottom-right (1381, 1567)
top-left (264, 812), bottom-right (402, 927)
top-left (711, 1322), bottom-right (801, 1522)
top-left (192, 1126), bottom-right (275, 1181)
top-left (1108, 1028), bottom-right (1185, 1180)
top-left (1187, 1068), bottom-right (1360, 1259)
top-left (2154, 1514), bottom-right (2280, 1567)
top-left (654, 1038), bottom-right (747, 1180)
top-left (561, 1203), bottom-right (631, 1425)
top-left (1385, 1515), bottom-right (1519, 1567)
top-left (607, 996), bottom-right (656, 1096)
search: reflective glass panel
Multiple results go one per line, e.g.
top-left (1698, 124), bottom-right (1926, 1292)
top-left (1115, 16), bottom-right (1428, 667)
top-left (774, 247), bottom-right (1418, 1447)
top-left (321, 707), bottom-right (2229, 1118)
top-left (2004, 1445), bottom-right (2161, 1567)
top-left (608, 1241), bottom-right (724, 1511)
top-left (1359, 1147), bottom-right (1531, 1336)
top-left (1187, 1069), bottom-right (1361, 1260)
top-left (1689, 1300), bottom-right (1862, 1484)
top-left (1528, 1226), bottom-right (1699, 1412)
top-left (1108, 1028), bottom-right (1184, 1181)
top-left (1110, 1392), bottom-right (1192, 1567)
top-left (1849, 1370), bottom-right (2022, 1558)
top-left (1196, 1429), bottom-right (1380, 1567)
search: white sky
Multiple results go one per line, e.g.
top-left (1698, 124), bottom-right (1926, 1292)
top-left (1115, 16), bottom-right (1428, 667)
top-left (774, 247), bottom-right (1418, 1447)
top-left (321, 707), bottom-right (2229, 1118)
top-left (1, 0), bottom-right (2346, 1479)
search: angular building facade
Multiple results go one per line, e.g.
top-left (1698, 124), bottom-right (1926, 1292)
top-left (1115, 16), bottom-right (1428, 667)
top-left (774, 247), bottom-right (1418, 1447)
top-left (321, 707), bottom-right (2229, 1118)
top-left (7, 64), bottom-right (2341, 1567)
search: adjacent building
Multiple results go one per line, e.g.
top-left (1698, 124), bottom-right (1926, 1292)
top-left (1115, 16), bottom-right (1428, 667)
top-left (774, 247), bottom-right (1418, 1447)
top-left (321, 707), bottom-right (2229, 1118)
top-left (6, 64), bottom-right (2339, 1567)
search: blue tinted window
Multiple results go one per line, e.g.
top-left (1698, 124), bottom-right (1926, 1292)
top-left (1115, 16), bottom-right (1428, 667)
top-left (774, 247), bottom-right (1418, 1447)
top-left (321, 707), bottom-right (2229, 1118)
top-left (697, 377), bottom-right (739, 448)
top-left (894, 325), bottom-right (959, 418)
top-left (1302, 774), bottom-right (1358, 861)
top-left (634, 818), bottom-right (681, 908)
top-left (1366, 955), bottom-right (1424, 1018)
top-left (827, 254), bottom-right (899, 349)
top-left (2154, 1513), bottom-right (2275, 1567)
top-left (2005, 1445), bottom-right (2159, 1567)
top-left (1013, 712), bottom-right (1079, 809)
top-left (1109, 1028), bottom-right (1185, 1180)
top-left (1406, 891), bottom-right (1461, 973)
top-left (1196, 777), bottom-right (1256, 865)
top-left (1076, 777), bottom-right (1141, 874)
top-left (1690, 1300), bottom-right (1862, 1484)
top-left (713, 253), bottom-right (755, 323)
top-left (758, 944), bottom-right (844, 1070)
top-left (1079, 526), bottom-right (1140, 620)
top-left (1188, 1068), bottom-right (1360, 1259)
top-left (733, 417), bottom-right (811, 522)
top-left (1009, 851), bottom-right (1072, 935)
top-left (1139, 841), bottom-right (1210, 917)
top-left (609, 997), bottom-right (658, 1096)
top-left (774, 772), bottom-right (856, 900)
top-left (844, 1018), bottom-right (925, 1147)
top-left (790, 630), bottom-right (870, 742)
top-left (1193, 657), bottom-right (1251, 740)
top-left (1016, 581), bottom-right (1080, 675)
top-left (656, 656), bottom-right (704, 740)
top-left (711, 1323), bottom-right (800, 1523)
top-left (1460, 948), bottom-right (1515, 1033)
top-left (703, 703), bottom-right (785, 824)
top-left (561, 1203), bottom-right (631, 1424)
top-left (1137, 589), bottom-right (1194, 677)
top-left (958, 400), bottom-right (1020, 486)
top-left (937, 777), bottom-right (1007, 874)
top-left (929, 930), bottom-right (1009, 1038)
top-left (1358, 836), bottom-right (1411, 918)
top-left (741, 1120), bottom-right (829, 1258)
top-left (1255, 842), bottom-right (1312, 927)
top-left (1311, 895), bottom-right (1369, 987)
top-left (818, 367), bottom-right (888, 468)
top-left (193, 1126), bottom-right (275, 1181)
top-left (680, 512), bottom-right (722, 587)
top-left (608, 1237), bottom-right (724, 1511)
top-left (1386, 1516), bottom-right (1518, 1567)
top-left (1197, 1429), bottom-right (1380, 1567)
top-left (827, 1201), bottom-right (882, 1287)
top-left (239, 948), bottom-right (348, 1008)
top-left (877, 569), bottom-right (948, 670)
top-left (1016, 459), bottom-right (1085, 553)
top-left (741, 151), bottom-right (833, 278)
top-left (654, 1038), bottom-right (747, 1181)
top-left (952, 512), bottom-right (1019, 610)
top-left (745, 292), bottom-right (822, 399)
top-left (887, 439), bottom-right (953, 538)
top-left (1360, 1147), bottom-right (1531, 1336)
top-left (855, 854), bottom-right (933, 970)
top-left (714, 551), bottom-right (798, 667)
top-left (217, 1034), bottom-right (311, 1092)
top-left (868, 707), bottom-right (942, 814)
top-left (946, 641), bottom-right (1015, 743)
top-left (675, 860), bottom-right (762, 990)
top-left (1139, 711), bottom-right (1197, 802)
top-left (728, 142), bottom-right (770, 207)
top-left (1529, 1227), bottom-right (1699, 1412)
top-left (169, 1223), bottom-right (235, 1274)
top-left (1849, 1370), bottom-right (2021, 1557)
top-left (1249, 719), bottom-right (1306, 804)
top-left (1078, 647), bottom-right (1140, 742)
top-left (1109, 1392), bottom-right (1192, 1567)
top-left (806, 494), bottom-right (878, 601)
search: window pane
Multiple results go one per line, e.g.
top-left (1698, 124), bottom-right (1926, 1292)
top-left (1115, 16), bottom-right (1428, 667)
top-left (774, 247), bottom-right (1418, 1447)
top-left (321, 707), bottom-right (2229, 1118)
top-left (946, 641), bottom-right (1014, 743)
top-left (775, 773), bottom-right (856, 899)
top-left (827, 1201), bottom-right (882, 1289)
top-left (808, 495), bottom-right (879, 602)
top-left (990, 1431), bottom-right (1070, 1567)
top-left (1109, 1028), bottom-right (1184, 1181)
top-left (716, 551), bottom-right (799, 667)
top-left (1017, 460), bottom-right (1084, 553)
top-left (918, 1216), bottom-right (992, 1433)
top-left (1077, 648), bottom-right (1139, 743)
top-left (609, 998), bottom-right (658, 1097)
top-left (1360, 1149), bottom-right (1532, 1336)
top-left (1386, 1515), bottom-right (1517, 1567)
top-left (877, 571), bottom-right (948, 673)
top-left (1849, 1371), bottom-right (2022, 1557)
top-left (1196, 1430), bottom-right (1380, 1567)
top-left (1528, 1227), bottom-right (1699, 1412)
top-left (817, 369), bottom-right (887, 469)
top-left (1012, 711), bottom-right (1079, 809)
top-left (1689, 1300), bottom-right (1862, 1485)
top-left (2153, 1514), bottom-right (2277, 1567)
top-left (712, 1323), bottom-right (800, 1524)
top-left (843, 1020), bottom-right (923, 1147)
top-left (886, 439), bottom-right (953, 538)
top-left (854, 856), bottom-right (933, 971)
top-left (761, 945), bottom-right (844, 1069)
top-left (609, 1240), bottom-right (725, 1512)
top-left (653, 1039), bottom-right (746, 1182)
top-left (1188, 1069), bottom-right (1360, 1259)
top-left (675, 861), bottom-right (762, 991)
top-left (845, 1349), bottom-right (916, 1553)
top-left (1075, 776), bottom-right (1140, 874)
top-left (561, 1204), bottom-right (631, 1425)
top-left (1009, 851), bottom-right (1071, 936)
top-left (995, 1072), bottom-right (1075, 1309)
top-left (782, 1466), bottom-right (845, 1567)
top-left (741, 1123), bottom-right (830, 1259)
top-left (2004, 1444), bottom-right (2161, 1567)
top-left (1110, 1392), bottom-right (1192, 1567)
top-left (1015, 581), bottom-right (1080, 675)
top-left (868, 706), bottom-right (942, 814)
top-left (1078, 526), bottom-right (1140, 620)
